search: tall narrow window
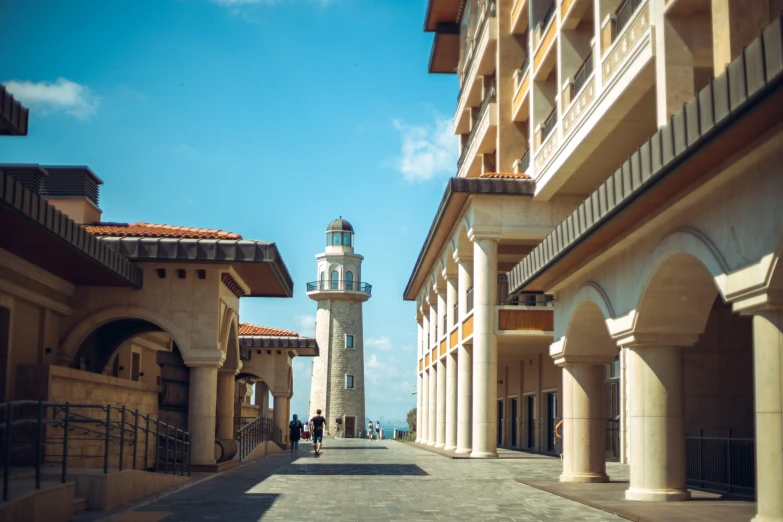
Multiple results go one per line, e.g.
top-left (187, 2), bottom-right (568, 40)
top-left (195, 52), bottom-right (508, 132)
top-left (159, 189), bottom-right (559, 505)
top-left (345, 271), bottom-right (353, 291)
top-left (346, 335), bottom-right (354, 349)
top-left (319, 271), bottom-right (325, 290)
top-left (331, 270), bottom-right (339, 289)
top-left (332, 233), bottom-right (341, 246)
top-left (342, 233), bottom-right (352, 246)
top-left (346, 375), bottom-right (355, 389)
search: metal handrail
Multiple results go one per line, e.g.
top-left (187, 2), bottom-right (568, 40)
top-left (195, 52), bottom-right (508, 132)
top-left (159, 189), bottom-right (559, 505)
top-left (453, 301), bottom-right (459, 323)
top-left (1, 400), bottom-right (190, 502)
top-left (515, 56), bottom-right (530, 88)
top-left (686, 429), bottom-right (755, 497)
top-left (466, 287), bottom-right (474, 312)
top-left (537, 1), bottom-right (556, 30)
top-left (306, 280), bottom-right (372, 295)
top-left (502, 293), bottom-right (554, 307)
top-left (573, 53), bottom-right (594, 97)
top-left (519, 149), bottom-right (530, 173)
top-left (458, 79), bottom-right (497, 169)
top-left (457, 0), bottom-right (497, 101)
top-left (236, 416), bottom-right (281, 460)
top-left (615, 0), bottom-right (643, 36)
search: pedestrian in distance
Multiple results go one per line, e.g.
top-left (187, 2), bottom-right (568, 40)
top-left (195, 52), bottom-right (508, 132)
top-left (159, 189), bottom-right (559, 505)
top-left (289, 414), bottom-right (303, 456)
top-left (310, 409), bottom-right (326, 456)
top-left (375, 420), bottom-right (381, 441)
top-left (367, 420), bottom-right (374, 441)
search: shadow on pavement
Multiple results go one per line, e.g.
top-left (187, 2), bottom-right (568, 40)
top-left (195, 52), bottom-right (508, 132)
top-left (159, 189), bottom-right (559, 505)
top-left (279, 464), bottom-right (428, 476)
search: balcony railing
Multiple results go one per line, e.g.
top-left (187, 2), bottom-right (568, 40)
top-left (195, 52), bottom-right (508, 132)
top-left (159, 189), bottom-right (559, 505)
top-left (515, 55), bottom-right (530, 88)
top-left (686, 430), bottom-right (755, 498)
top-left (457, 0), bottom-right (497, 101)
top-left (541, 107), bottom-right (557, 141)
top-left (458, 78), bottom-right (497, 169)
top-left (537, 1), bottom-right (556, 31)
top-left (502, 292), bottom-right (555, 307)
top-left (306, 280), bottom-right (372, 296)
top-left (573, 53), bottom-right (594, 96)
top-left (442, 316), bottom-right (447, 338)
top-left (466, 286), bottom-right (474, 312)
top-left (453, 301), bottom-right (459, 321)
top-left (518, 149), bottom-right (530, 173)
top-left (615, 0), bottom-right (643, 36)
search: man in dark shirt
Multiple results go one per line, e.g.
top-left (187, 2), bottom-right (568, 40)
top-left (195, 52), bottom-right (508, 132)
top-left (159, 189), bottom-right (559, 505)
top-left (310, 409), bottom-right (326, 456)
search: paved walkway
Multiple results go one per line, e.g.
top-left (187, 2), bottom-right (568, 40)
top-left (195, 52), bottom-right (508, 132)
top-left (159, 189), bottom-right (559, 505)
top-left (104, 438), bottom-right (625, 521)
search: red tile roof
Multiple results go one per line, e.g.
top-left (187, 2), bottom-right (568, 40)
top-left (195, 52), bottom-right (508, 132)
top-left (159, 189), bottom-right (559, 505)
top-left (238, 323), bottom-right (298, 337)
top-left (478, 172), bottom-right (532, 179)
top-left (83, 222), bottom-right (242, 240)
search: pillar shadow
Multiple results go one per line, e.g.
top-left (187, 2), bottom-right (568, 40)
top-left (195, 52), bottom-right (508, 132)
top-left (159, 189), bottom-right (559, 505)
top-left (278, 464), bottom-right (428, 476)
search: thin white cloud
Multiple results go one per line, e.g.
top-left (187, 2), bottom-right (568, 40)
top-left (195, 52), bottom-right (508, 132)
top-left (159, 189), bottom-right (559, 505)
top-left (367, 354), bottom-right (380, 368)
top-left (294, 314), bottom-right (316, 337)
top-left (391, 115), bottom-right (457, 183)
top-left (365, 353), bottom-right (401, 386)
top-left (4, 78), bottom-right (99, 120)
top-left (365, 336), bottom-right (392, 351)
top-left (176, 143), bottom-right (199, 157)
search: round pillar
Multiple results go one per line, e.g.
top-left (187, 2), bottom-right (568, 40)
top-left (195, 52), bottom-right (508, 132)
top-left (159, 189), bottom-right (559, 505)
top-left (273, 395), bottom-right (289, 448)
top-left (471, 235), bottom-right (499, 458)
top-left (416, 371), bottom-right (423, 443)
top-left (436, 357), bottom-right (446, 448)
top-left (751, 309), bottom-right (783, 522)
top-left (421, 368), bottom-right (430, 444)
top-left (445, 350), bottom-right (458, 451)
top-left (560, 363), bottom-right (609, 483)
top-left (626, 345), bottom-right (690, 501)
top-left (456, 257), bottom-right (473, 455)
top-left (216, 370), bottom-right (235, 440)
top-left (254, 381), bottom-right (269, 417)
top-left (188, 365), bottom-right (218, 466)
top-left (428, 363), bottom-right (437, 446)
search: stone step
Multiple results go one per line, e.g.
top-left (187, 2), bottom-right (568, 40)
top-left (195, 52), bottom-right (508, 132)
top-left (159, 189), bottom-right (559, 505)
top-left (73, 496), bottom-right (88, 514)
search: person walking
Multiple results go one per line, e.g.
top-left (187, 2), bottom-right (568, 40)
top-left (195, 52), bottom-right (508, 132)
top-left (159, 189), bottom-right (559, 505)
top-left (289, 414), bottom-right (303, 455)
top-left (310, 409), bottom-right (326, 456)
top-left (367, 420), bottom-right (374, 441)
top-left (375, 420), bottom-right (381, 441)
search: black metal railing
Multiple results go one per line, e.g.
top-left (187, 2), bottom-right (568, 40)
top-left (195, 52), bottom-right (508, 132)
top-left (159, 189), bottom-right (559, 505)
top-left (516, 56), bottom-right (530, 87)
top-left (686, 430), bottom-right (755, 497)
top-left (518, 149), bottom-right (530, 173)
top-left (573, 53), bottom-right (594, 97)
top-left (541, 107), bottom-right (557, 141)
top-left (1, 400), bottom-right (190, 502)
top-left (235, 416), bottom-right (281, 461)
top-left (615, 0), bottom-right (644, 36)
top-left (458, 79), bottom-right (497, 169)
top-left (457, 0), bottom-right (497, 102)
top-left (537, 1), bottom-right (556, 31)
top-left (466, 286), bottom-right (474, 312)
top-left (306, 280), bottom-right (372, 296)
top-left (502, 292), bottom-right (554, 307)
top-left (453, 301), bottom-right (459, 321)
top-left (442, 316), bottom-right (447, 338)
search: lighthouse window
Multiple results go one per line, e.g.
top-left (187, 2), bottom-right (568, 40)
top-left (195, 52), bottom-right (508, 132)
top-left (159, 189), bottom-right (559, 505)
top-left (319, 271), bottom-right (325, 290)
top-left (345, 271), bottom-right (353, 290)
top-left (346, 335), bottom-right (354, 348)
top-left (346, 375), bottom-right (355, 389)
top-left (331, 233), bottom-right (341, 246)
top-left (331, 270), bottom-right (339, 289)
top-left (342, 233), bottom-right (352, 246)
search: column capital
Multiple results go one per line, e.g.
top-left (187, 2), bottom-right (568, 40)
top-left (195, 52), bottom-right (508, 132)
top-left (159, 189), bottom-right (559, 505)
top-left (615, 332), bottom-right (699, 348)
top-left (183, 349), bottom-right (225, 367)
top-left (467, 228), bottom-right (502, 242)
top-left (730, 288), bottom-right (783, 315)
top-left (442, 267), bottom-right (458, 281)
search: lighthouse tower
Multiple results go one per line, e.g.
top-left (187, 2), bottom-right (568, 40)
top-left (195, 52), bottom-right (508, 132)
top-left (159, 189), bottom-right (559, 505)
top-left (307, 218), bottom-right (371, 438)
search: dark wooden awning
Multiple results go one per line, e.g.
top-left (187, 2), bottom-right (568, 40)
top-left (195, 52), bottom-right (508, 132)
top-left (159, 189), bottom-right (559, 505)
top-left (0, 86), bottom-right (29, 136)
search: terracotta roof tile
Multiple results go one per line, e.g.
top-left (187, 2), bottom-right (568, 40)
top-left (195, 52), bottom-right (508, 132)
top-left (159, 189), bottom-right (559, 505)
top-left (83, 222), bottom-right (242, 240)
top-left (238, 323), bottom-right (298, 337)
top-left (478, 172), bottom-right (532, 179)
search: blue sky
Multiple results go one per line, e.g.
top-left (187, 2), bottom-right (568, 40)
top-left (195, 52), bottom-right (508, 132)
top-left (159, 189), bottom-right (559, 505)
top-left (0, 0), bottom-right (457, 423)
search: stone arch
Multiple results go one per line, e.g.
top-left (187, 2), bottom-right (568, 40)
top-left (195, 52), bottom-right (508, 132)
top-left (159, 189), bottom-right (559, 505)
top-left (62, 305), bottom-right (192, 362)
top-left (631, 229), bottom-right (728, 336)
top-left (559, 283), bottom-right (618, 361)
top-left (222, 314), bottom-right (241, 372)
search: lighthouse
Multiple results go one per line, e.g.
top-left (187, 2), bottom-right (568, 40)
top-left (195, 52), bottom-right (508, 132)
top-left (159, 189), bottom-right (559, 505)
top-left (307, 218), bottom-right (372, 438)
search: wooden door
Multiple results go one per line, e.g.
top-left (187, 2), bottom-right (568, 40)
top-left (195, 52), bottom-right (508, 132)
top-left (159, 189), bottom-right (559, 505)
top-left (344, 416), bottom-right (355, 438)
top-left (511, 398), bottom-right (518, 447)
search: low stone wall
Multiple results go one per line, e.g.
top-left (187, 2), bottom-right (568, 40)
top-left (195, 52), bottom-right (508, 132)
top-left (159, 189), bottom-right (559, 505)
top-left (240, 404), bottom-right (260, 418)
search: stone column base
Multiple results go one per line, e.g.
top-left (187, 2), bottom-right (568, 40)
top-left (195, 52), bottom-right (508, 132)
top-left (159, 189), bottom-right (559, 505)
top-left (625, 487), bottom-right (691, 502)
top-left (560, 472), bottom-right (610, 483)
top-left (469, 450), bottom-right (497, 458)
top-left (443, 445), bottom-right (456, 451)
top-left (751, 516), bottom-right (783, 522)
top-left (455, 447), bottom-right (471, 454)
top-left (435, 443), bottom-right (445, 448)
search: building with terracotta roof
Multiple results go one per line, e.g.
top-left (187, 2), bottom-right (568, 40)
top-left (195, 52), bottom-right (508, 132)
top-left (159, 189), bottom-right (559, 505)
top-left (0, 93), bottom-right (317, 511)
top-left (409, 1), bottom-right (783, 518)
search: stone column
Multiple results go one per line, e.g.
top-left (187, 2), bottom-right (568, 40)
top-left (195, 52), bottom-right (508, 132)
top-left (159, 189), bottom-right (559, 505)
top-left (436, 356), bottom-right (447, 448)
top-left (624, 344), bottom-right (690, 501)
top-left (428, 363), bottom-right (437, 446)
top-left (216, 370), bottom-right (236, 440)
top-left (428, 300), bottom-right (438, 446)
top-left (751, 308), bottom-right (783, 522)
top-left (187, 364), bottom-right (219, 466)
top-left (560, 362), bottom-right (610, 483)
top-left (273, 394), bottom-right (290, 448)
top-left (456, 255), bottom-right (473, 454)
top-left (470, 234), bottom-right (499, 458)
top-left (421, 368), bottom-right (430, 444)
top-left (254, 381), bottom-right (269, 417)
top-left (445, 272), bottom-right (458, 451)
top-left (416, 371), bottom-right (423, 442)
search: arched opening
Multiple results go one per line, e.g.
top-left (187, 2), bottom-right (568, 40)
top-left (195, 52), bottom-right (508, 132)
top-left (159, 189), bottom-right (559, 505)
top-left (345, 271), bottom-right (354, 291)
top-left (630, 251), bottom-right (754, 498)
top-left (319, 270), bottom-right (325, 290)
top-left (330, 270), bottom-right (339, 290)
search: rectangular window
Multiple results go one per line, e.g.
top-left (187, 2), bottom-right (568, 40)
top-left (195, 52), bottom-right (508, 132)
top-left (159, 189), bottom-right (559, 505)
top-left (346, 375), bottom-right (355, 389)
top-left (346, 334), bottom-right (354, 349)
top-left (342, 233), bottom-right (351, 246)
top-left (332, 233), bottom-right (341, 246)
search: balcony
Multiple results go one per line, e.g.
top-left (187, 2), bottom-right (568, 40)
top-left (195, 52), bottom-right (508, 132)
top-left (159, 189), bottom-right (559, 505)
top-left (514, 149), bottom-right (531, 175)
top-left (306, 279), bottom-right (372, 301)
top-left (512, 55), bottom-right (531, 122)
top-left (457, 80), bottom-right (498, 178)
top-left (511, 0), bottom-right (530, 34)
top-left (496, 292), bottom-right (554, 335)
top-left (455, 0), bottom-right (498, 135)
top-left (533, 2), bottom-right (557, 78)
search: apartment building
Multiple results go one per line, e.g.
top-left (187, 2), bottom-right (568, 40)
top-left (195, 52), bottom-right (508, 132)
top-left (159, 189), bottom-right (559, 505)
top-left (409, 0), bottom-right (783, 517)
